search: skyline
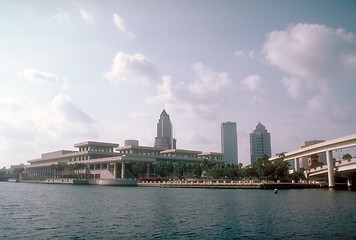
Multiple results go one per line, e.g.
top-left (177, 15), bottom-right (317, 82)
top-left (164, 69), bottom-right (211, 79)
top-left (1, 1), bottom-right (356, 168)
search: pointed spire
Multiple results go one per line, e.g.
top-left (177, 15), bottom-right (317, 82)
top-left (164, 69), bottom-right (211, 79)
top-left (161, 109), bottom-right (168, 116)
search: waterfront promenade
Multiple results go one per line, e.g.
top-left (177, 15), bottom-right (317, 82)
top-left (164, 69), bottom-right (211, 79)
top-left (138, 180), bottom-right (325, 189)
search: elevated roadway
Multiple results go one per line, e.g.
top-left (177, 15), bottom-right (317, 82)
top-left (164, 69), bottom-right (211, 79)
top-left (269, 134), bottom-right (356, 187)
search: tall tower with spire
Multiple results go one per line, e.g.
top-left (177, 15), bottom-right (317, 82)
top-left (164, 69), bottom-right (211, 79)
top-left (154, 109), bottom-right (175, 150)
top-left (249, 122), bottom-right (271, 164)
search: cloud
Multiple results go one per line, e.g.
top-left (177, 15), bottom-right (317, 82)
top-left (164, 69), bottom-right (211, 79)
top-left (147, 63), bottom-right (232, 119)
top-left (0, 94), bottom-right (98, 165)
top-left (113, 13), bottom-right (135, 38)
top-left (19, 68), bottom-right (69, 90)
top-left (306, 94), bottom-right (350, 123)
top-left (281, 76), bottom-right (302, 99)
top-left (130, 112), bottom-right (151, 121)
top-left (234, 50), bottom-right (255, 59)
top-left (241, 74), bottom-right (264, 92)
top-left (248, 50), bottom-right (255, 59)
top-left (263, 23), bottom-right (356, 91)
top-left (80, 8), bottom-right (94, 24)
top-left (0, 94), bottom-right (97, 150)
top-left (48, 9), bottom-right (70, 24)
top-left (103, 52), bottom-right (157, 85)
top-left (51, 94), bottom-right (95, 124)
top-left (234, 50), bottom-right (246, 58)
top-left (19, 68), bottom-right (59, 84)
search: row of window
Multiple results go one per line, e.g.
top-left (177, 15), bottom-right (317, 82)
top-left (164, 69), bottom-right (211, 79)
top-left (118, 150), bottom-right (160, 156)
top-left (69, 156), bottom-right (90, 162)
top-left (118, 150), bottom-right (223, 160)
top-left (79, 147), bottom-right (113, 153)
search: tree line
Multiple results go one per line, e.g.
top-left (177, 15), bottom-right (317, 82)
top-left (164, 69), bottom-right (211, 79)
top-left (130, 154), bottom-right (306, 182)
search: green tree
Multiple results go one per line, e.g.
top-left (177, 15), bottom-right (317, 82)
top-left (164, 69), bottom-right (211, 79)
top-left (192, 163), bottom-right (202, 178)
top-left (70, 163), bottom-right (86, 178)
top-left (132, 163), bottom-right (148, 177)
top-left (50, 164), bottom-right (65, 178)
top-left (223, 164), bottom-right (240, 179)
top-left (174, 162), bottom-right (186, 179)
top-left (208, 166), bottom-right (224, 179)
top-left (269, 159), bottom-right (290, 181)
top-left (342, 153), bottom-right (352, 161)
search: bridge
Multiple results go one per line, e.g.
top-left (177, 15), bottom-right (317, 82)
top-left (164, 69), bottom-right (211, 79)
top-left (269, 134), bottom-right (356, 188)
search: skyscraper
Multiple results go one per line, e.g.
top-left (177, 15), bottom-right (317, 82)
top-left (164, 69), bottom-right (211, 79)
top-left (221, 121), bottom-right (238, 165)
top-left (249, 122), bottom-right (271, 164)
top-left (154, 109), bottom-right (174, 150)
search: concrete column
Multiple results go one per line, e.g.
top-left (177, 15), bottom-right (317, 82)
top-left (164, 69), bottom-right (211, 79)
top-left (294, 158), bottom-right (300, 172)
top-left (121, 162), bottom-right (125, 180)
top-left (347, 178), bottom-right (353, 188)
top-left (326, 150), bottom-right (335, 188)
top-left (114, 163), bottom-right (117, 179)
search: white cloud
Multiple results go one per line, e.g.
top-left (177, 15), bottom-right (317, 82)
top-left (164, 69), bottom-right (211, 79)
top-left (248, 50), bottom-right (255, 59)
top-left (148, 63), bottom-right (232, 119)
top-left (51, 94), bottom-right (95, 124)
top-left (48, 9), bottom-right (70, 24)
top-left (241, 74), bottom-right (264, 92)
top-left (306, 94), bottom-right (350, 122)
top-left (146, 75), bottom-right (175, 103)
top-left (234, 50), bottom-right (245, 58)
top-left (103, 52), bottom-right (157, 85)
top-left (263, 23), bottom-right (356, 91)
top-left (0, 94), bottom-right (97, 153)
top-left (113, 13), bottom-right (135, 38)
top-left (80, 8), bottom-right (94, 24)
top-left (234, 50), bottom-right (255, 59)
top-left (19, 68), bottom-right (59, 84)
top-left (281, 76), bottom-right (302, 99)
top-left (130, 112), bottom-right (151, 121)
top-left (19, 68), bottom-right (70, 91)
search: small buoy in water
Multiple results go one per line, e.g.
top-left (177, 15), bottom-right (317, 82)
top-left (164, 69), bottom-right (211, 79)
top-left (274, 189), bottom-right (278, 194)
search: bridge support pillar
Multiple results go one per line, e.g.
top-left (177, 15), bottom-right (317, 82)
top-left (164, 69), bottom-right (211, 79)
top-left (326, 150), bottom-right (335, 188)
top-left (294, 158), bottom-right (300, 172)
top-left (121, 162), bottom-right (125, 180)
top-left (347, 178), bottom-right (353, 188)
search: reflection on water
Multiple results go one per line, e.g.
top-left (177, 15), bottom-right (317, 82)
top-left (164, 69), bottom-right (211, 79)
top-left (1, 182), bottom-right (356, 239)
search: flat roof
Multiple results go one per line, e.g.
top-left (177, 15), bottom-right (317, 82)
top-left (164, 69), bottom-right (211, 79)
top-left (160, 149), bottom-right (202, 155)
top-left (116, 145), bottom-right (163, 151)
top-left (198, 152), bottom-right (224, 156)
top-left (74, 141), bottom-right (119, 148)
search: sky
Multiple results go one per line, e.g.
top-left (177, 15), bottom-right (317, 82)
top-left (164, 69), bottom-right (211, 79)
top-left (1, 0), bottom-right (356, 168)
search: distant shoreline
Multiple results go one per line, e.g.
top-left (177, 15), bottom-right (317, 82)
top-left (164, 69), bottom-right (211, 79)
top-left (139, 180), bottom-right (327, 189)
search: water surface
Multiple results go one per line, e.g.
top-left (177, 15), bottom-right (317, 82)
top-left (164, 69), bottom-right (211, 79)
top-left (1, 182), bottom-right (356, 239)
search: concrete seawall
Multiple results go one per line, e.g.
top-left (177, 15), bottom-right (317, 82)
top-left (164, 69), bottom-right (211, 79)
top-left (138, 180), bottom-right (326, 189)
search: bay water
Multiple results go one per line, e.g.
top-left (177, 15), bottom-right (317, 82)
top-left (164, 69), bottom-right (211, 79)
top-left (1, 182), bottom-right (356, 239)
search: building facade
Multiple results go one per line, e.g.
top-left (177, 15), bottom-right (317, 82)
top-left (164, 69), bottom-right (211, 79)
top-left (221, 121), bottom-right (238, 165)
top-left (300, 140), bottom-right (326, 169)
top-left (23, 140), bottom-right (225, 183)
top-left (154, 109), bottom-right (174, 150)
top-left (250, 122), bottom-right (271, 164)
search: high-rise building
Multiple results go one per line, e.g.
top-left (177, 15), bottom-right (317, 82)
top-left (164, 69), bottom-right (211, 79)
top-left (300, 140), bottom-right (326, 169)
top-left (221, 121), bottom-right (238, 165)
top-left (154, 109), bottom-right (174, 150)
top-left (250, 122), bottom-right (271, 164)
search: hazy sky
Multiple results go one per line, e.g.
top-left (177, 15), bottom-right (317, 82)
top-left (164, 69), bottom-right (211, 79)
top-left (1, 0), bottom-right (356, 167)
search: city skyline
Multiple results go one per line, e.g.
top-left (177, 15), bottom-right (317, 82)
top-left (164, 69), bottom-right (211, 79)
top-left (1, 1), bottom-right (356, 168)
